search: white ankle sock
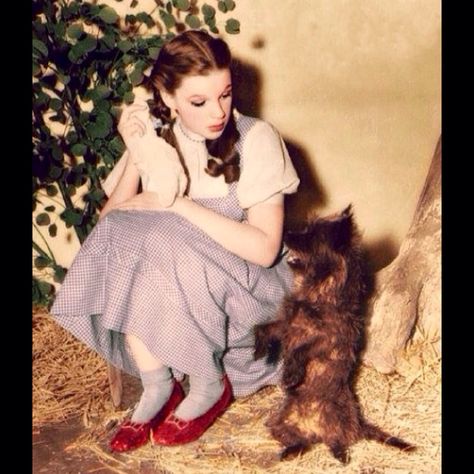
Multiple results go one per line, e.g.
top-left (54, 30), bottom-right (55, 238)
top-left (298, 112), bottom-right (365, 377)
top-left (174, 375), bottom-right (224, 421)
top-left (131, 366), bottom-right (173, 423)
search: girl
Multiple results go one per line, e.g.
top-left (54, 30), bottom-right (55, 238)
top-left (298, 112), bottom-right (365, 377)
top-left (51, 30), bottom-right (300, 452)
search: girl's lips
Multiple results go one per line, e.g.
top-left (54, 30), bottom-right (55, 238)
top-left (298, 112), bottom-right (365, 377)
top-left (208, 123), bottom-right (225, 132)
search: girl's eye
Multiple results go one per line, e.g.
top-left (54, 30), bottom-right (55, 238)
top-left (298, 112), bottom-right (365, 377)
top-left (191, 100), bottom-right (205, 107)
top-left (222, 91), bottom-right (232, 99)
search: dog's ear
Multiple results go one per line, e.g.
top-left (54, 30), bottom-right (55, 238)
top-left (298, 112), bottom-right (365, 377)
top-left (331, 207), bottom-right (354, 251)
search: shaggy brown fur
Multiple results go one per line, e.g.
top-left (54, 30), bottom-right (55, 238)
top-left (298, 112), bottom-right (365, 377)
top-left (254, 206), bottom-right (415, 464)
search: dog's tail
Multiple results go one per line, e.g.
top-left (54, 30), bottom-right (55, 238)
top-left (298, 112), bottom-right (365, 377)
top-left (362, 422), bottom-right (416, 452)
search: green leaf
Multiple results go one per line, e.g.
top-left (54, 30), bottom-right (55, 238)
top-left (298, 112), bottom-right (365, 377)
top-left (52, 22), bottom-right (66, 39)
top-left (58, 73), bottom-right (70, 85)
top-left (46, 185), bottom-right (58, 196)
top-left (79, 35), bottom-right (98, 54)
top-left (79, 112), bottom-right (91, 124)
top-left (218, 1), bottom-right (228, 13)
top-left (202, 4), bottom-right (216, 19)
top-left (225, 0), bottom-right (236, 11)
top-left (225, 18), bottom-right (240, 34)
top-left (86, 111), bottom-right (113, 139)
top-left (94, 99), bottom-right (111, 112)
top-left (100, 150), bottom-right (115, 165)
top-left (53, 266), bottom-right (67, 283)
top-left (137, 12), bottom-right (155, 28)
top-left (38, 280), bottom-right (54, 295)
top-left (86, 189), bottom-right (105, 202)
top-left (36, 213), bottom-right (51, 226)
top-left (122, 54), bottom-right (134, 65)
top-left (160, 10), bottom-right (176, 29)
top-left (131, 0), bottom-right (139, 7)
top-left (34, 256), bottom-right (50, 270)
top-left (123, 91), bottom-right (135, 104)
top-left (129, 67), bottom-right (144, 87)
top-left (98, 6), bottom-right (119, 24)
top-left (35, 92), bottom-right (50, 108)
top-left (73, 35), bottom-right (96, 58)
top-left (71, 143), bottom-right (88, 156)
top-left (185, 14), bottom-right (201, 29)
top-left (205, 16), bottom-right (217, 31)
top-left (66, 131), bottom-right (78, 144)
top-left (49, 98), bottom-right (62, 112)
top-left (33, 39), bottom-right (48, 57)
top-left (44, 205), bottom-right (56, 212)
top-left (117, 79), bottom-right (132, 95)
top-left (175, 0), bottom-right (190, 10)
top-left (67, 47), bottom-right (82, 64)
top-left (51, 143), bottom-right (63, 161)
top-left (66, 23), bottom-right (83, 39)
top-left (118, 39), bottom-right (133, 53)
top-left (48, 224), bottom-right (58, 237)
top-left (33, 61), bottom-right (41, 77)
top-left (101, 33), bottom-right (116, 50)
top-left (49, 166), bottom-right (63, 180)
top-left (109, 136), bottom-right (126, 156)
top-left (60, 208), bottom-right (83, 227)
top-left (91, 84), bottom-right (111, 101)
top-left (148, 47), bottom-right (160, 60)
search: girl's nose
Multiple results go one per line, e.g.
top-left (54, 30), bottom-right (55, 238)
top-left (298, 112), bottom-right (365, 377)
top-left (210, 101), bottom-right (225, 119)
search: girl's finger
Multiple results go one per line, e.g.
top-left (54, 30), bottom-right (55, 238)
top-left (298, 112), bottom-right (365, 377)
top-left (122, 124), bottom-right (145, 138)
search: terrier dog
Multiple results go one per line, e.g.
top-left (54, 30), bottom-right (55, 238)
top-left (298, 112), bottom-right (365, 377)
top-left (254, 206), bottom-right (415, 463)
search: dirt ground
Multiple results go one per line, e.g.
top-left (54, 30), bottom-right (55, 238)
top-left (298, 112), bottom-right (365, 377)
top-left (33, 373), bottom-right (149, 473)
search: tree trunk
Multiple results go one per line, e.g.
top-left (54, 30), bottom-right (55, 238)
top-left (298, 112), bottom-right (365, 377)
top-left (362, 137), bottom-right (441, 374)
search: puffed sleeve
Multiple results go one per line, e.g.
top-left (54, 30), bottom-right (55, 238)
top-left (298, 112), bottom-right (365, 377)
top-left (237, 120), bottom-right (300, 209)
top-left (101, 150), bottom-right (129, 198)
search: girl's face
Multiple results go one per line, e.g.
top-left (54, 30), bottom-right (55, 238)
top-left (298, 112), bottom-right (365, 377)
top-left (164, 68), bottom-right (232, 140)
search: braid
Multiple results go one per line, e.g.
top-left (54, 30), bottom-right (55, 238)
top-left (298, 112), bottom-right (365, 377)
top-left (205, 113), bottom-right (240, 183)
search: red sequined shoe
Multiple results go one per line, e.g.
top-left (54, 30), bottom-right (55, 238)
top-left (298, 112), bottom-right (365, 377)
top-left (151, 375), bottom-right (233, 446)
top-left (109, 379), bottom-right (185, 452)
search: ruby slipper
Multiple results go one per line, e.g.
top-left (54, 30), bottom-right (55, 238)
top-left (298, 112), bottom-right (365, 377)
top-left (151, 375), bottom-right (233, 446)
top-left (109, 379), bottom-right (185, 453)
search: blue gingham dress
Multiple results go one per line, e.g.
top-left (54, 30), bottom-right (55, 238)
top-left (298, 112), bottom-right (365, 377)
top-left (51, 116), bottom-right (294, 397)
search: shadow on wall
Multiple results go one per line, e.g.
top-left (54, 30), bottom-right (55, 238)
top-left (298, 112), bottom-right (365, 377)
top-left (232, 56), bottom-right (328, 229)
top-left (232, 55), bottom-right (399, 272)
top-left (284, 141), bottom-right (328, 228)
top-left (232, 57), bottom-right (263, 118)
top-left (363, 236), bottom-right (399, 273)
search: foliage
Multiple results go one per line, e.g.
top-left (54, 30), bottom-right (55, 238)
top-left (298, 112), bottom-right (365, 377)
top-left (32, 0), bottom-right (240, 306)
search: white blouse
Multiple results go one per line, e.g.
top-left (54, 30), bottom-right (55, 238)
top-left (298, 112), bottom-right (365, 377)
top-left (102, 109), bottom-right (300, 209)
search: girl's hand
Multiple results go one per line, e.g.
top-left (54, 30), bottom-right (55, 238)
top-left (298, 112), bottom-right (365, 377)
top-left (117, 101), bottom-right (149, 151)
top-left (111, 191), bottom-right (171, 211)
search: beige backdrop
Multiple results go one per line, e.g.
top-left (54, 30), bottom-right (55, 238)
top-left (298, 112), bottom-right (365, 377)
top-left (33, 0), bottom-right (441, 279)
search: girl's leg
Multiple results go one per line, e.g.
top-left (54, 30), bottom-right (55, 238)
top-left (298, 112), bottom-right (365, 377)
top-left (126, 334), bottom-right (174, 422)
top-left (174, 373), bottom-right (225, 420)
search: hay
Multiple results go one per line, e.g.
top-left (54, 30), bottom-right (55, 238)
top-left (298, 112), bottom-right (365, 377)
top-left (33, 310), bottom-right (440, 473)
top-left (33, 310), bottom-right (116, 429)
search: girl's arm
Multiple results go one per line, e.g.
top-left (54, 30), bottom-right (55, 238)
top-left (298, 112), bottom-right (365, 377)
top-left (172, 195), bottom-right (284, 267)
top-left (114, 191), bottom-right (285, 267)
top-left (99, 154), bottom-right (141, 220)
top-left (109, 164), bottom-right (286, 263)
